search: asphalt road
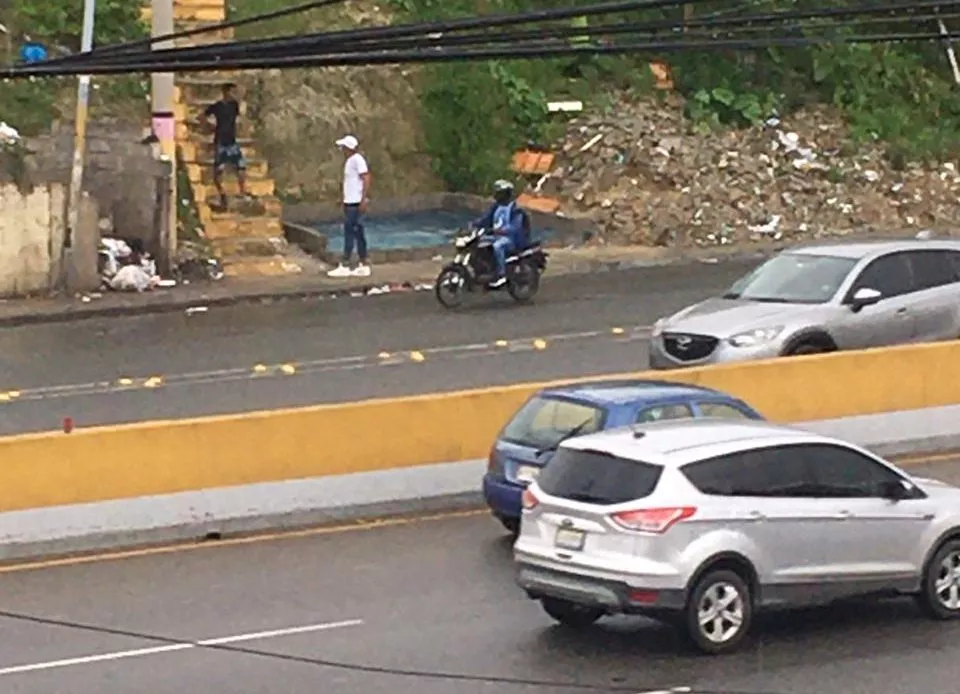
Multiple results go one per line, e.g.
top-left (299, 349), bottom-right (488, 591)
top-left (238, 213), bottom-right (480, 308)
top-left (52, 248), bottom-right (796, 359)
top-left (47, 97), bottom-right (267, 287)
top-left (0, 454), bottom-right (956, 694)
top-left (0, 259), bottom-right (756, 435)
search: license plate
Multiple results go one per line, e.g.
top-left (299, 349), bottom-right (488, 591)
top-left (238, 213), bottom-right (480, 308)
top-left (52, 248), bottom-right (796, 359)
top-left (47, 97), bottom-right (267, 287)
top-left (554, 528), bottom-right (586, 551)
top-left (516, 465), bottom-right (540, 483)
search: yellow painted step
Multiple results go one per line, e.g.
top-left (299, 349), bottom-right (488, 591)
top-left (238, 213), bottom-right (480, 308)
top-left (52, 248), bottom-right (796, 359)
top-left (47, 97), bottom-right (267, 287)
top-left (195, 178), bottom-right (275, 201)
top-left (202, 214), bottom-right (283, 240)
top-left (185, 158), bottom-right (270, 182)
top-left (141, 3), bottom-right (225, 23)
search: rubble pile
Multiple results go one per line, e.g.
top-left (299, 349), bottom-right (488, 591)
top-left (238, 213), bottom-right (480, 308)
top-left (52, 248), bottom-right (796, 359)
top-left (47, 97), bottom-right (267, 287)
top-left (541, 95), bottom-right (960, 246)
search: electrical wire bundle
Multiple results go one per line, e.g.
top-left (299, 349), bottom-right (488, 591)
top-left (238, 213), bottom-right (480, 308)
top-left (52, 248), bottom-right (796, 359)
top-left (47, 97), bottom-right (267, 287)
top-left (7, 0), bottom-right (960, 78)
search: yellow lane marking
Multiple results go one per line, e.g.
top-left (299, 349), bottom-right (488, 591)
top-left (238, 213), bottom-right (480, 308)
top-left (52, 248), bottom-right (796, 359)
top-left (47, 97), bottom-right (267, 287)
top-left (0, 448), bottom-right (958, 575)
top-left (0, 324), bottom-right (654, 405)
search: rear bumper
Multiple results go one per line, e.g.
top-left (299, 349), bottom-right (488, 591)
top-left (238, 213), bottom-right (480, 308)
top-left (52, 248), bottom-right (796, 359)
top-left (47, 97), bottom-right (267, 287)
top-left (516, 562), bottom-right (686, 616)
top-left (482, 473), bottom-right (523, 520)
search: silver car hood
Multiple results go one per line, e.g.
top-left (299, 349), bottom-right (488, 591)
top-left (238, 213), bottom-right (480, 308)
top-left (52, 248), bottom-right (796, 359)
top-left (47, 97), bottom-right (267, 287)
top-left (662, 297), bottom-right (825, 338)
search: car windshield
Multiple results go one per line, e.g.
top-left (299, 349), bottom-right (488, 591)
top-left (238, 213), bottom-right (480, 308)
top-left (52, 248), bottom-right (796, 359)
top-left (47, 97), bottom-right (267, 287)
top-left (500, 396), bottom-right (605, 450)
top-left (722, 253), bottom-right (857, 304)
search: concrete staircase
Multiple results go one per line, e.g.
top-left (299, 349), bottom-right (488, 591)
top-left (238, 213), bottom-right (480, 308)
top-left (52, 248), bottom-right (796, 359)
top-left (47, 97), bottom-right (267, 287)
top-left (142, 0), bottom-right (295, 277)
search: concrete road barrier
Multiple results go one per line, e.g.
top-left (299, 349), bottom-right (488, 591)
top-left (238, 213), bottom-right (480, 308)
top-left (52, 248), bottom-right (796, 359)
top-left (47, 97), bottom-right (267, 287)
top-left (0, 340), bottom-right (959, 558)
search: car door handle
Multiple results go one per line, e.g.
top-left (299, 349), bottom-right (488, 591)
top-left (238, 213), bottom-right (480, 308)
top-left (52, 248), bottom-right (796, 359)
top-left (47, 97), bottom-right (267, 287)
top-left (747, 511), bottom-right (765, 521)
top-left (896, 307), bottom-right (908, 315)
top-left (835, 510), bottom-right (851, 520)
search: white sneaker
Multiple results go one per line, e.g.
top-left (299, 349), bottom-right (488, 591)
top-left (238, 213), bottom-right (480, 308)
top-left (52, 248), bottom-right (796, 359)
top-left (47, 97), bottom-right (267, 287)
top-left (352, 264), bottom-right (371, 277)
top-left (327, 264), bottom-right (352, 278)
top-left (489, 276), bottom-right (506, 288)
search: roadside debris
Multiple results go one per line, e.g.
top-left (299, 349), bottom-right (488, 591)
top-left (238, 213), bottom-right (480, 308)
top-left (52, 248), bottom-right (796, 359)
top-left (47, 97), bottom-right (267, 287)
top-left (541, 95), bottom-right (960, 246)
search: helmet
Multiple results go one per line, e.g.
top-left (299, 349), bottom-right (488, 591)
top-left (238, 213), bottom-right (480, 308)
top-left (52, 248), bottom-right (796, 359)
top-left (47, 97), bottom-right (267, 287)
top-left (493, 179), bottom-right (514, 206)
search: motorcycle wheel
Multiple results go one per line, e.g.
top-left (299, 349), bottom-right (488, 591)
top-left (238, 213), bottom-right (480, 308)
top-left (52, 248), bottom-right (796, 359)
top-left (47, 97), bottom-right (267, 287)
top-left (507, 260), bottom-right (539, 303)
top-left (435, 266), bottom-right (469, 309)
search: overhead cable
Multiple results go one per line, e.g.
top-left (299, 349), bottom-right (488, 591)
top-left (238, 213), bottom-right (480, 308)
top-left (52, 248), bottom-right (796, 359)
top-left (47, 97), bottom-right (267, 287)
top-left (7, 29), bottom-right (960, 78)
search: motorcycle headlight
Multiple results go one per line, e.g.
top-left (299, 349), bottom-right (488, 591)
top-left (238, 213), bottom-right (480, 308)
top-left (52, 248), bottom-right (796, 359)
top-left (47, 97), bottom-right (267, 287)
top-left (727, 326), bottom-right (784, 348)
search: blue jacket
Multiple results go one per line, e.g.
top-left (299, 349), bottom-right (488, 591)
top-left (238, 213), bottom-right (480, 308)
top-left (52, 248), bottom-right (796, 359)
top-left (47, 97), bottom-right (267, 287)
top-left (473, 202), bottom-right (528, 248)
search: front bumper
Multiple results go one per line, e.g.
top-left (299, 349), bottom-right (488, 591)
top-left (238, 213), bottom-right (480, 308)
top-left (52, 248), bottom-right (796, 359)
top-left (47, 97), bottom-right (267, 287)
top-left (516, 562), bottom-right (686, 615)
top-left (647, 334), bottom-right (782, 370)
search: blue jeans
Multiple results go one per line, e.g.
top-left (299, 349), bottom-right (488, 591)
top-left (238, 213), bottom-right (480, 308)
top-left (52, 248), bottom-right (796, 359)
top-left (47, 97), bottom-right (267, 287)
top-left (342, 204), bottom-right (368, 263)
top-left (491, 236), bottom-right (514, 278)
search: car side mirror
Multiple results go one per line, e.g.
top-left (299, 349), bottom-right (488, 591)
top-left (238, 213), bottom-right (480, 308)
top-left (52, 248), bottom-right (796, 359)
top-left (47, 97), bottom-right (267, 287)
top-left (879, 479), bottom-right (912, 501)
top-left (848, 287), bottom-right (882, 311)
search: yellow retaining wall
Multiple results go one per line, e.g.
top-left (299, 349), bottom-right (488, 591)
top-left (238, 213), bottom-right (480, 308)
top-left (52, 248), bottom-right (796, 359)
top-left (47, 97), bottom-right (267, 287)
top-left (1, 341), bottom-right (959, 513)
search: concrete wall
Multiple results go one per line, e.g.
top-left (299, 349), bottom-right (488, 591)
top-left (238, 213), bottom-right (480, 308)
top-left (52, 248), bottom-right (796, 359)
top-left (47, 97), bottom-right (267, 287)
top-left (28, 121), bottom-right (169, 254)
top-left (0, 183), bottom-right (65, 296)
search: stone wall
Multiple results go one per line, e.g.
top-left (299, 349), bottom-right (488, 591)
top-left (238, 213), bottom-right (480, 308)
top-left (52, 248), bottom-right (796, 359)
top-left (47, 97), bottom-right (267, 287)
top-left (28, 121), bottom-right (170, 254)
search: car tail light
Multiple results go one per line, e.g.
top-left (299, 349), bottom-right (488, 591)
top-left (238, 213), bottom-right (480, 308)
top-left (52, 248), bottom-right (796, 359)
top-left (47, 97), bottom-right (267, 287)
top-left (521, 487), bottom-right (539, 510)
top-left (610, 506), bottom-right (696, 533)
top-left (487, 448), bottom-right (503, 475)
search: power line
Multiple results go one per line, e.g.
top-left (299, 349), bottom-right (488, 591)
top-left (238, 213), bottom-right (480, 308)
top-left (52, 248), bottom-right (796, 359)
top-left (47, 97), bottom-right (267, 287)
top-left (7, 29), bottom-right (960, 78)
top-left (47, 0), bottom-right (960, 71)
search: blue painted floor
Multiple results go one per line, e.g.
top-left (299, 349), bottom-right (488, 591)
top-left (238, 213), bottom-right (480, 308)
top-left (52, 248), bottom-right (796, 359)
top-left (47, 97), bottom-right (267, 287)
top-left (313, 208), bottom-right (558, 254)
top-left (313, 209), bottom-right (473, 254)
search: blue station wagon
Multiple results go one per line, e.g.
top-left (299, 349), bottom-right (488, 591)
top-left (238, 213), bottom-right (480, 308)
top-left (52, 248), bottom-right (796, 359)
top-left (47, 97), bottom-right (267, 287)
top-left (481, 379), bottom-right (764, 534)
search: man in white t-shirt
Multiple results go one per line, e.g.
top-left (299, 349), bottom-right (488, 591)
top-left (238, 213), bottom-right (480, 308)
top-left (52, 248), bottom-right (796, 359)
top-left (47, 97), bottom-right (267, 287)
top-left (328, 134), bottom-right (372, 278)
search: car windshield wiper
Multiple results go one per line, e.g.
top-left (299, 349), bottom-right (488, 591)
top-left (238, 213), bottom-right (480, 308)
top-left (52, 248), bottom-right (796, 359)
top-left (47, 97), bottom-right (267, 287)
top-left (742, 296), bottom-right (791, 303)
top-left (535, 419), bottom-right (595, 456)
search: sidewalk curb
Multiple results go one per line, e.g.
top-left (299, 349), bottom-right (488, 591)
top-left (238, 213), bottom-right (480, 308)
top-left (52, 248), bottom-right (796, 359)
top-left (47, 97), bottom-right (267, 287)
top-left (0, 251), bottom-right (769, 329)
top-left (0, 436), bottom-right (955, 564)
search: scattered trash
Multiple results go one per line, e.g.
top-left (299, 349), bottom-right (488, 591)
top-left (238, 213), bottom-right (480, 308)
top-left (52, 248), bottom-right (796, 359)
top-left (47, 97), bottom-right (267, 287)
top-left (185, 306), bottom-right (208, 315)
top-left (539, 96), bottom-right (960, 246)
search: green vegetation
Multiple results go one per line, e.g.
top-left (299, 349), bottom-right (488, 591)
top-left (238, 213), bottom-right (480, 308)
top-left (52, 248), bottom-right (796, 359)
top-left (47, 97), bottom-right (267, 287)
top-left (385, 0), bottom-right (960, 190)
top-left (0, 0), bottom-right (149, 135)
top-left (4, 0), bottom-right (959, 188)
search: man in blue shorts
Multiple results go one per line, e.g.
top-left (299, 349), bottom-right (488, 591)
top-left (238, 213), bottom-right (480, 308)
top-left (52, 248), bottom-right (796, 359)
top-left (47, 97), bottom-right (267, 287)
top-left (203, 83), bottom-right (252, 210)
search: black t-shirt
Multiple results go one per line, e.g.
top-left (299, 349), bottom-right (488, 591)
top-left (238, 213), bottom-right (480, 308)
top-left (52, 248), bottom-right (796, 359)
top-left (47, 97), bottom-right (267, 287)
top-left (204, 99), bottom-right (239, 146)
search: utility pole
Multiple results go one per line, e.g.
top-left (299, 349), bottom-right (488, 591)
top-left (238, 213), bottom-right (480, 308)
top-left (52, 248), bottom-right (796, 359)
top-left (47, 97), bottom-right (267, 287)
top-left (63, 0), bottom-right (96, 286)
top-left (151, 0), bottom-right (178, 267)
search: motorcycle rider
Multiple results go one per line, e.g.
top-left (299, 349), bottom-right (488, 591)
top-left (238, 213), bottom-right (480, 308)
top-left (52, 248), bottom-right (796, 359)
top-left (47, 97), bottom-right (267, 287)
top-left (470, 179), bottom-right (528, 288)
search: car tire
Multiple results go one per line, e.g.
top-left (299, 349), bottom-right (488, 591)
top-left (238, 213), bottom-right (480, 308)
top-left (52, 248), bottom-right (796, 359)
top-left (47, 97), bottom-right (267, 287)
top-left (499, 516), bottom-right (520, 536)
top-left (787, 342), bottom-right (826, 356)
top-left (541, 597), bottom-right (604, 629)
top-left (916, 539), bottom-right (960, 620)
top-left (683, 569), bottom-right (753, 655)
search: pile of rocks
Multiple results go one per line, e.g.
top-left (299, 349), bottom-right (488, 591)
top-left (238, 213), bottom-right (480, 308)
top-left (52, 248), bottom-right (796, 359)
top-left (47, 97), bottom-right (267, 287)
top-left (538, 94), bottom-right (960, 247)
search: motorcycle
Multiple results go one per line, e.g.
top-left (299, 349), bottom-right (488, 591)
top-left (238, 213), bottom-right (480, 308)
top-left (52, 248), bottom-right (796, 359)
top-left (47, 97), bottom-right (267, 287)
top-left (434, 227), bottom-right (548, 309)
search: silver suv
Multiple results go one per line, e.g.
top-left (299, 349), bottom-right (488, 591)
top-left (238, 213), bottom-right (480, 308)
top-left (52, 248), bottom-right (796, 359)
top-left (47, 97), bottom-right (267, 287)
top-left (514, 418), bottom-right (960, 654)
top-left (648, 238), bottom-right (960, 369)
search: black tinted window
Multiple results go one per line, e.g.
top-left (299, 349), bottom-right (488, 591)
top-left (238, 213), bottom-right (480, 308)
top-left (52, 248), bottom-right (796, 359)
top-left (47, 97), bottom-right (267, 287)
top-left (906, 250), bottom-right (957, 290)
top-left (537, 448), bottom-right (662, 505)
top-left (850, 253), bottom-right (913, 298)
top-left (947, 251), bottom-right (960, 279)
top-left (682, 446), bottom-right (815, 497)
top-left (798, 444), bottom-right (903, 497)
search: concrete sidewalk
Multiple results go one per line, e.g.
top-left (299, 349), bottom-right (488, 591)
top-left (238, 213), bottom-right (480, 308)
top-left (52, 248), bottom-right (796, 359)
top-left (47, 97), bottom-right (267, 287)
top-left (0, 244), bottom-right (774, 327)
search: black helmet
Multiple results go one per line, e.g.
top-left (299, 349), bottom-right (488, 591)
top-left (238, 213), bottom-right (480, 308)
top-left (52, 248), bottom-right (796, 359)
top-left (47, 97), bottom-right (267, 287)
top-left (493, 179), bottom-right (514, 206)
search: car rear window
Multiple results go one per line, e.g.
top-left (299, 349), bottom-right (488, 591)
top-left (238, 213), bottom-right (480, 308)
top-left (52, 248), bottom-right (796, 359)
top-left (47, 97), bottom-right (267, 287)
top-left (537, 447), bottom-right (663, 505)
top-left (500, 396), bottom-right (605, 450)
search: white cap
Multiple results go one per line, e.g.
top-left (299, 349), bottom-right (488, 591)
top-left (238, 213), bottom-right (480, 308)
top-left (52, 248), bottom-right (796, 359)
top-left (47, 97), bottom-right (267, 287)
top-left (335, 135), bottom-right (359, 150)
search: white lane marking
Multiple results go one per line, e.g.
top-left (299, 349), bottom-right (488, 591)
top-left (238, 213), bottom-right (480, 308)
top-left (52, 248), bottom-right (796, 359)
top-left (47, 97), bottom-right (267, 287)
top-left (0, 618), bottom-right (363, 676)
